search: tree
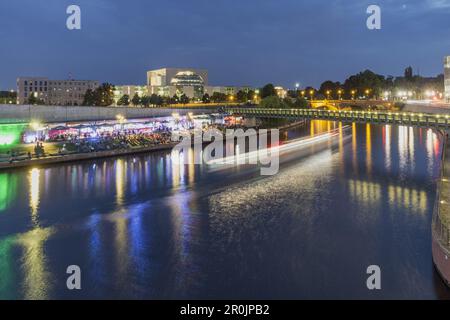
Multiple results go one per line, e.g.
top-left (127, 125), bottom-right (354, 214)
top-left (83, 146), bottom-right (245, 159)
top-left (96, 83), bottom-right (115, 106)
top-left (169, 94), bottom-right (179, 104)
top-left (0, 91), bottom-right (17, 104)
top-left (246, 90), bottom-right (256, 102)
top-left (82, 89), bottom-right (96, 106)
top-left (140, 95), bottom-right (150, 107)
top-left (260, 84), bottom-right (276, 99)
top-left (211, 92), bottom-right (227, 103)
top-left (131, 93), bottom-right (141, 106)
top-left (117, 94), bottom-right (130, 106)
top-left (260, 96), bottom-right (287, 108)
top-left (149, 94), bottom-right (163, 106)
top-left (319, 81), bottom-right (342, 99)
top-left (304, 87), bottom-right (317, 100)
top-left (293, 97), bottom-right (309, 108)
top-left (82, 83), bottom-right (115, 106)
top-left (287, 90), bottom-right (299, 99)
top-left (27, 94), bottom-right (45, 105)
top-left (236, 90), bottom-right (248, 103)
top-left (202, 93), bottom-right (210, 103)
top-left (179, 94), bottom-right (190, 104)
top-left (342, 70), bottom-right (385, 99)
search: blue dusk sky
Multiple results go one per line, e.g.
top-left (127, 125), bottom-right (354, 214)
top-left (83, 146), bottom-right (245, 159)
top-left (1, 0), bottom-right (450, 90)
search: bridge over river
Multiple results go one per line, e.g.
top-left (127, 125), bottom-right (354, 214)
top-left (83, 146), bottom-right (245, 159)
top-left (228, 107), bottom-right (450, 129)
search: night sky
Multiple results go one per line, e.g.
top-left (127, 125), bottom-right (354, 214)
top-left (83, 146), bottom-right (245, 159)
top-left (1, 0), bottom-right (450, 90)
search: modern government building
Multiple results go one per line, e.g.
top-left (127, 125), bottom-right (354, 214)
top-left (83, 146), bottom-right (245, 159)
top-left (114, 67), bottom-right (255, 103)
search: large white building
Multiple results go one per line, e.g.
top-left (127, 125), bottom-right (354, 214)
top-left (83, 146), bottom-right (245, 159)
top-left (17, 77), bottom-right (99, 105)
top-left (147, 68), bottom-right (208, 99)
top-left (146, 67), bottom-right (254, 100)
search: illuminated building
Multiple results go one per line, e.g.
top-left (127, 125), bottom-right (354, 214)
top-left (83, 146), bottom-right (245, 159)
top-left (113, 85), bottom-right (148, 104)
top-left (147, 68), bottom-right (254, 100)
top-left (17, 77), bottom-right (99, 105)
top-left (147, 68), bottom-right (208, 99)
top-left (275, 86), bottom-right (287, 98)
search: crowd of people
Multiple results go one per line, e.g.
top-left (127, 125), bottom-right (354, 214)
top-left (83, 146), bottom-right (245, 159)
top-left (64, 130), bottom-right (173, 154)
top-left (1, 119), bottom-right (238, 164)
top-left (0, 129), bottom-right (175, 163)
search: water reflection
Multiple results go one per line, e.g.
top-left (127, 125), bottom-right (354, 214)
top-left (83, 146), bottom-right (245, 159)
top-left (17, 227), bottom-right (53, 300)
top-left (19, 168), bottom-right (53, 299)
top-left (0, 173), bottom-right (17, 212)
top-left (29, 168), bottom-right (40, 224)
top-left (0, 122), bottom-right (446, 299)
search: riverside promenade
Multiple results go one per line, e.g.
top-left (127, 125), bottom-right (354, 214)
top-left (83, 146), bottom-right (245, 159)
top-left (0, 142), bottom-right (178, 170)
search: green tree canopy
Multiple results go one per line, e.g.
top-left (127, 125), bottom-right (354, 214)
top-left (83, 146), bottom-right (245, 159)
top-left (211, 92), bottom-right (227, 103)
top-left (117, 94), bottom-right (130, 106)
top-left (260, 84), bottom-right (276, 99)
top-left (27, 94), bottom-right (45, 105)
top-left (82, 83), bottom-right (115, 106)
top-left (202, 93), bottom-right (210, 103)
top-left (179, 94), bottom-right (190, 104)
top-left (131, 93), bottom-right (141, 106)
top-left (260, 96), bottom-right (287, 108)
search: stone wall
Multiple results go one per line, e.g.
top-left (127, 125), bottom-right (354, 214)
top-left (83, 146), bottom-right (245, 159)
top-left (0, 104), bottom-right (218, 124)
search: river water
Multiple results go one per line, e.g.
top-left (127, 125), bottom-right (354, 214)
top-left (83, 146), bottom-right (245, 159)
top-left (0, 120), bottom-right (449, 299)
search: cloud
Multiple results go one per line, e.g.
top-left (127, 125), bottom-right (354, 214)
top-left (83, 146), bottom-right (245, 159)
top-left (427, 0), bottom-right (450, 9)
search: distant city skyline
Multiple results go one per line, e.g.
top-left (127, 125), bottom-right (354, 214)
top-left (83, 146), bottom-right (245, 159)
top-left (1, 0), bottom-right (450, 90)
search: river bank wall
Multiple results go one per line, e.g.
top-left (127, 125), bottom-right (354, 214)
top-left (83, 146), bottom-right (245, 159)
top-left (0, 104), bottom-right (220, 124)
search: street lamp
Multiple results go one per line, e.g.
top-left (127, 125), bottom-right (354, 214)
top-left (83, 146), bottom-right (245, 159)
top-left (309, 90), bottom-right (314, 100)
top-left (351, 90), bottom-right (356, 100)
top-left (301, 90), bottom-right (305, 98)
top-left (326, 90), bottom-right (331, 100)
top-left (116, 114), bottom-right (126, 130)
top-left (337, 89), bottom-right (343, 100)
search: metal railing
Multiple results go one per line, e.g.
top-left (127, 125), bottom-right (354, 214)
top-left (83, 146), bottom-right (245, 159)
top-left (227, 108), bottom-right (450, 128)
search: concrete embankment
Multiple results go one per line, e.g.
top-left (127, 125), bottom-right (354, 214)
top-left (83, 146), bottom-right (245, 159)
top-left (0, 143), bottom-right (178, 171)
top-left (0, 104), bottom-right (220, 124)
top-left (404, 103), bottom-right (450, 114)
top-left (432, 130), bottom-right (450, 286)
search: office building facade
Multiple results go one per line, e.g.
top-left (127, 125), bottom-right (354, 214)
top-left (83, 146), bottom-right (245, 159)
top-left (17, 77), bottom-right (99, 105)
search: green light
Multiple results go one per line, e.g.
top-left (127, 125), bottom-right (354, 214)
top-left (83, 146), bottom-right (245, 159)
top-left (0, 123), bottom-right (27, 150)
top-left (0, 173), bottom-right (17, 212)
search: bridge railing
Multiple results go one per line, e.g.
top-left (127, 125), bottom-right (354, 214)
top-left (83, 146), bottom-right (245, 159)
top-left (228, 108), bottom-right (450, 128)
